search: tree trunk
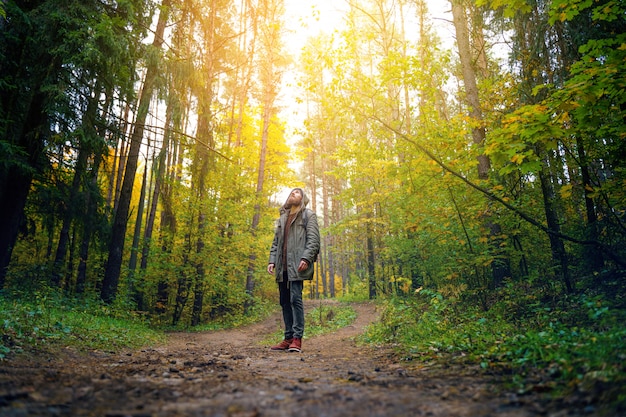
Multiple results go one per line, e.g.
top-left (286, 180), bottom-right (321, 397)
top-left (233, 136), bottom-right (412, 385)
top-left (140, 111), bottom-right (171, 272)
top-left (0, 89), bottom-right (49, 287)
top-left (101, 0), bottom-right (171, 303)
top-left (127, 158), bottom-right (149, 307)
top-left (451, 0), bottom-right (511, 288)
top-left (75, 81), bottom-right (110, 293)
top-left (155, 120), bottom-right (183, 312)
top-left (64, 225), bottom-right (77, 293)
top-left (75, 154), bottom-right (101, 294)
top-left (577, 134), bottom-right (604, 273)
top-left (172, 271), bottom-right (190, 325)
top-left (307, 147), bottom-right (319, 298)
top-left (245, 0), bottom-right (284, 309)
top-left (191, 269), bottom-right (204, 326)
top-left (245, 90), bottom-right (272, 304)
top-left (129, 159), bottom-right (150, 275)
top-left (0, 170), bottom-right (34, 287)
top-left (322, 159), bottom-right (334, 298)
top-left (539, 165), bottom-right (572, 293)
top-left (191, 143), bottom-right (210, 326)
top-left (52, 152), bottom-right (84, 287)
top-left (0, 11), bottom-right (63, 285)
top-left (451, 0), bottom-right (490, 179)
top-left (366, 215), bottom-right (376, 299)
top-left (191, 212), bottom-right (206, 326)
top-left (53, 84), bottom-right (101, 287)
top-left (190, 88), bottom-right (213, 322)
top-left (110, 102), bottom-right (131, 210)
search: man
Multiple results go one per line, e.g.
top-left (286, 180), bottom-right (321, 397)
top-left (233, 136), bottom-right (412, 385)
top-left (267, 188), bottom-right (320, 353)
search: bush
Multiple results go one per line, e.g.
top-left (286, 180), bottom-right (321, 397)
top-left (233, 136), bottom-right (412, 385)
top-left (0, 288), bottom-right (163, 358)
top-left (363, 289), bottom-right (626, 409)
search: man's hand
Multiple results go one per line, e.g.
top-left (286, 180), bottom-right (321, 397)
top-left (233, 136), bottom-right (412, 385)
top-left (267, 263), bottom-right (275, 274)
top-left (297, 259), bottom-right (309, 272)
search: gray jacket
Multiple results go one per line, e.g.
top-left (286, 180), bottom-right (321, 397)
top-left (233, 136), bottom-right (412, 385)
top-left (268, 189), bottom-right (320, 282)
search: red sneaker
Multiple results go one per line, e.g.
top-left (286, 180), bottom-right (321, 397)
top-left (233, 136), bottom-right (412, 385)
top-left (287, 338), bottom-right (302, 352)
top-left (270, 338), bottom-right (293, 351)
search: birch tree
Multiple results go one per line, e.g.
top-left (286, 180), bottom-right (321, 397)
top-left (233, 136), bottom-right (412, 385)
top-left (451, 0), bottom-right (512, 288)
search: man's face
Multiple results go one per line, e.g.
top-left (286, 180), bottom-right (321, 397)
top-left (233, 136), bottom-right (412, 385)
top-left (287, 189), bottom-right (303, 206)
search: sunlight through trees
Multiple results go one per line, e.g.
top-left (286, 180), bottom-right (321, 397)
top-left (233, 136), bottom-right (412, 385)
top-left (1, 0), bottom-right (624, 326)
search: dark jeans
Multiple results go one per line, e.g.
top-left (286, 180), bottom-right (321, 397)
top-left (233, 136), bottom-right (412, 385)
top-left (278, 272), bottom-right (304, 339)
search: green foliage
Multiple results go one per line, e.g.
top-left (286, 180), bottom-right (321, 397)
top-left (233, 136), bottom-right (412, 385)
top-left (0, 289), bottom-right (163, 358)
top-left (476, 0), bottom-right (532, 18)
top-left (0, 141), bottom-right (33, 174)
top-left (363, 289), bottom-right (626, 407)
top-left (363, 290), bottom-right (511, 355)
top-left (337, 281), bottom-right (371, 302)
top-left (548, 0), bottom-right (613, 24)
top-left (486, 104), bottom-right (562, 175)
top-left (171, 296), bottom-right (277, 332)
top-left (1, 0), bottom-right (624, 351)
top-left (305, 303), bottom-right (358, 338)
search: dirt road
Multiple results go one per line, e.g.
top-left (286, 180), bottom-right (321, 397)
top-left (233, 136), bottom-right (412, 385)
top-left (0, 301), bottom-right (594, 416)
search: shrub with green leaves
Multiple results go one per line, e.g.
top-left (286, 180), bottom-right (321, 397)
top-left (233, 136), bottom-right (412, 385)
top-left (0, 289), bottom-right (163, 358)
top-left (363, 289), bottom-right (626, 408)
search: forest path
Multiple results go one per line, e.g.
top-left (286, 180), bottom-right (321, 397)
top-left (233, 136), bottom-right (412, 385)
top-left (1, 300), bottom-right (583, 416)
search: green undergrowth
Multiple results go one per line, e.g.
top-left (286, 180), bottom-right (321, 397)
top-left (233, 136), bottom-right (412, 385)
top-left (0, 289), bottom-right (164, 358)
top-left (165, 297), bottom-right (277, 333)
top-left (362, 286), bottom-right (626, 411)
top-left (0, 287), bottom-right (358, 359)
top-left (262, 302), bottom-right (357, 344)
top-left (306, 302), bottom-right (357, 337)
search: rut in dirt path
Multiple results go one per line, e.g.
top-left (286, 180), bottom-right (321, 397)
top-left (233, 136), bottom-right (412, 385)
top-left (0, 301), bottom-right (588, 417)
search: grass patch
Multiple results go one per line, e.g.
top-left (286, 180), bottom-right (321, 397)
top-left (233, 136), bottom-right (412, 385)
top-left (262, 302), bottom-right (357, 344)
top-left (363, 288), bottom-right (626, 412)
top-left (0, 289), bottom-right (164, 357)
top-left (306, 302), bottom-right (358, 337)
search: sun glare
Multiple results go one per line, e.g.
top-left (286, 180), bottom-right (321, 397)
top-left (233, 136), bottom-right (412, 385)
top-left (278, 0), bottom-right (455, 175)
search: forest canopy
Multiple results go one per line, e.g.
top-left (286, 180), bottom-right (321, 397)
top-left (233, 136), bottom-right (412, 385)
top-left (0, 0), bottom-right (625, 328)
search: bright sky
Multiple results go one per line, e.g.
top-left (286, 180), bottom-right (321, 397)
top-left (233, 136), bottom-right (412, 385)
top-left (277, 0), bottom-right (455, 198)
top-left (279, 0), bottom-right (455, 123)
top-left (282, 0), bottom-right (454, 52)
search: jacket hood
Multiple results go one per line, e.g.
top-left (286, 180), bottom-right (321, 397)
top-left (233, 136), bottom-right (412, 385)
top-left (281, 187), bottom-right (309, 212)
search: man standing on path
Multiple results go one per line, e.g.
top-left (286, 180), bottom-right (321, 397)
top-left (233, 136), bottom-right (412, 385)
top-left (267, 188), bottom-right (320, 353)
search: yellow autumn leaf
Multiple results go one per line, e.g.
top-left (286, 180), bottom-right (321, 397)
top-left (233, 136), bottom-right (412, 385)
top-left (557, 111), bottom-right (570, 124)
top-left (560, 184), bottom-right (573, 199)
top-left (511, 154), bottom-right (526, 164)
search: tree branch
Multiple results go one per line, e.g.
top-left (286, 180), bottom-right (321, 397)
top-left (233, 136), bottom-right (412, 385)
top-left (373, 116), bottom-right (626, 268)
